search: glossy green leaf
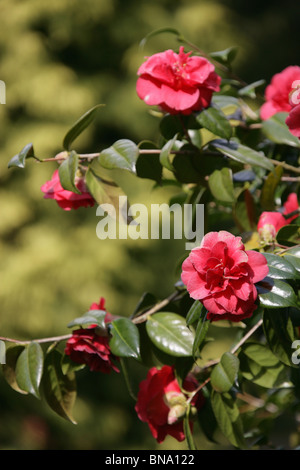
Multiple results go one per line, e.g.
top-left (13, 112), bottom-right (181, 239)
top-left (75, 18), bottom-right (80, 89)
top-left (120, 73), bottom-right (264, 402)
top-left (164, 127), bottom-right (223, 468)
top-left (63, 104), bottom-right (104, 150)
top-left (260, 165), bottom-right (284, 211)
top-left (262, 112), bottom-right (300, 148)
top-left (99, 139), bottom-right (139, 173)
top-left (263, 308), bottom-right (297, 367)
top-left (283, 246), bottom-right (300, 273)
top-left (186, 300), bottom-right (204, 326)
top-left (238, 80), bottom-right (265, 99)
top-left (196, 107), bottom-right (232, 140)
top-left (109, 318), bottom-right (141, 360)
top-left (263, 253), bottom-right (300, 280)
top-left (211, 352), bottom-right (240, 393)
top-left (58, 151), bottom-right (80, 194)
top-left (15, 342), bottom-right (44, 398)
top-left (208, 167), bottom-right (235, 203)
top-left (239, 342), bottom-right (291, 388)
top-left (211, 391), bottom-right (246, 449)
top-left (2, 345), bottom-right (27, 394)
top-left (7, 143), bottom-right (35, 169)
top-left (192, 307), bottom-right (209, 357)
top-left (67, 309), bottom-right (107, 329)
top-left (42, 349), bottom-right (77, 424)
top-left (258, 278), bottom-right (299, 309)
top-left (146, 312), bottom-right (195, 357)
top-left (210, 139), bottom-right (274, 172)
top-left (277, 224), bottom-right (300, 247)
top-left (159, 135), bottom-right (177, 171)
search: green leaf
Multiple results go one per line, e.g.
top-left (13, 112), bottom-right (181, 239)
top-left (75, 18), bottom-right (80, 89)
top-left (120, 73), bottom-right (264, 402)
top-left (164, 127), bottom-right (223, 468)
top-left (209, 47), bottom-right (239, 65)
top-left (99, 139), bottom-right (139, 173)
top-left (186, 300), bottom-right (204, 326)
top-left (263, 253), bottom-right (300, 280)
top-left (260, 166), bottom-right (284, 211)
top-left (61, 354), bottom-right (85, 375)
top-left (239, 342), bottom-right (291, 388)
top-left (208, 168), bottom-right (235, 203)
top-left (67, 309), bottom-right (107, 329)
top-left (159, 135), bottom-right (177, 171)
top-left (160, 114), bottom-right (186, 140)
top-left (211, 352), bottom-right (240, 393)
top-left (263, 308), bottom-right (297, 367)
top-left (172, 145), bottom-right (203, 183)
top-left (146, 312), bottom-right (195, 357)
top-left (258, 277), bottom-right (299, 309)
top-left (109, 318), bottom-right (141, 360)
top-left (58, 151), bottom-right (81, 194)
top-left (210, 139), bottom-right (274, 172)
top-left (211, 391), bottom-right (246, 449)
top-left (2, 345), bottom-right (27, 394)
top-left (196, 107), bottom-right (232, 140)
top-left (136, 142), bottom-right (162, 184)
top-left (8, 143), bottom-right (35, 169)
top-left (42, 349), bottom-right (77, 424)
top-left (262, 112), bottom-right (300, 148)
top-left (63, 104), bottom-right (104, 151)
top-left (277, 224), bottom-right (300, 247)
top-left (85, 164), bottom-right (130, 223)
top-left (15, 342), bottom-right (44, 398)
top-left (238, 80), bottom-right (265, 99)
top-left (283, 246), bottom-right (300, 273)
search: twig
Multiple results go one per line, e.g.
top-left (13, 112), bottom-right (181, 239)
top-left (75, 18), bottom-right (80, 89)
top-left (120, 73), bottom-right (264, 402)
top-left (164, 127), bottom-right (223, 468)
top-left (132, 291), bottom-right (182, 324)
top-left (0, 334), bottom-right (72, 345)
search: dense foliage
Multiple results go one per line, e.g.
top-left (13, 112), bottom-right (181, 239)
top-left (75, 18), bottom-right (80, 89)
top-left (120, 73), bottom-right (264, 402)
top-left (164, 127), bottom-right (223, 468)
top-left (3, 24), bottom-right (300, 450)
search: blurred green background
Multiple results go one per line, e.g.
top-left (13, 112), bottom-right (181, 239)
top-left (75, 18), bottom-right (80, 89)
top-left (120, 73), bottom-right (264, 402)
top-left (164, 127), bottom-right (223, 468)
top-left (0, 0), bottom-right (299, 450)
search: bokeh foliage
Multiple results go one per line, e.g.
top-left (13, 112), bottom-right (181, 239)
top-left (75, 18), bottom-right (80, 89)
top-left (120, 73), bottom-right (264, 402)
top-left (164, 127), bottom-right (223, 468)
top-left (0, 0), bottom-right (299, 450)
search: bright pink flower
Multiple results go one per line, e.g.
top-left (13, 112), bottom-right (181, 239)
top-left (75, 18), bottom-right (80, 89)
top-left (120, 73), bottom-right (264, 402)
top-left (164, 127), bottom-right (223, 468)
top-left (260, 66), bottom-right (300, 120)
top-left (136, 46), bottom-right (221, 115)
top-left (41, 169), bottom-right (95, 211)
top-left (181, 231), bottom-right (269, 322)
top-left (257, 193), bottom-right (299, 241)
top-left (286, 104), bottom-right (300, 138)
top-left (65, 297), bottom-right (119, 373)
top-left (135, 365), bottom-right (204, 443)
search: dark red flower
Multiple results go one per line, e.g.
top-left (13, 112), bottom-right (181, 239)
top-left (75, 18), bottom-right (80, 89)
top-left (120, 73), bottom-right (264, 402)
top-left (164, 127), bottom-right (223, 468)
top-left (135, 365), bottom-right (204, 443)
top-left (181, 231), bottom-right (268, 322)
top-left (41, 169), bottom-right (95, 210)
top-left (65, 297), bottom-right (119, 373)
top-left (136, 47), bottom-right (221, 115)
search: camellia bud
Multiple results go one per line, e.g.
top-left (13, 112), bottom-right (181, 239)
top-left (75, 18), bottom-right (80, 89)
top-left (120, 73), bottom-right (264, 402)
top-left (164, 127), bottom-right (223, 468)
top-left (164, 391), bottom-right (188, 425)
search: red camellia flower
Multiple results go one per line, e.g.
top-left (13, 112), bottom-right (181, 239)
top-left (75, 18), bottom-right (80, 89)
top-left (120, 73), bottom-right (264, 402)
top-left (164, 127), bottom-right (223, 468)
top-left (41, 169), bottom-right (95, 211)
top-left (136, 46), bottom-right (221, 115)
top-left (135, 365), bottom-right (204, 443)
top-left (65, 297), bottom-right (119, 373)
top-left (257, 193), bottom-right (299, 242)
top-left (181, 231), bottom-right (269, 322)
top-left (260, 66), bottom-right (300, 120)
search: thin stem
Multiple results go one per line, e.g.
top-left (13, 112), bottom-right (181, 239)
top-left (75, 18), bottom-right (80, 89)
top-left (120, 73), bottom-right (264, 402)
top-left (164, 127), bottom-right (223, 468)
top-left (132, 291), bottom-right (182, 324)
top-left (0, 334), bottom-right (72, 345)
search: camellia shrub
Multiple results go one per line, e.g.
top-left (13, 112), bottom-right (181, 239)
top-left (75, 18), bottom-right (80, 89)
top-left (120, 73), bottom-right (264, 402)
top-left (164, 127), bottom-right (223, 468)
top-left (3, 29), bottom-right (300, 450)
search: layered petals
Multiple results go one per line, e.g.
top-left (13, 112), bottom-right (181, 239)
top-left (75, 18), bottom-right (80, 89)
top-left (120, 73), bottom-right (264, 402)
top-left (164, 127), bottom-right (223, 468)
top-left (136, 47), bottom-right (221, 115)
top-left (181, 231), bottom-right (268, 322)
